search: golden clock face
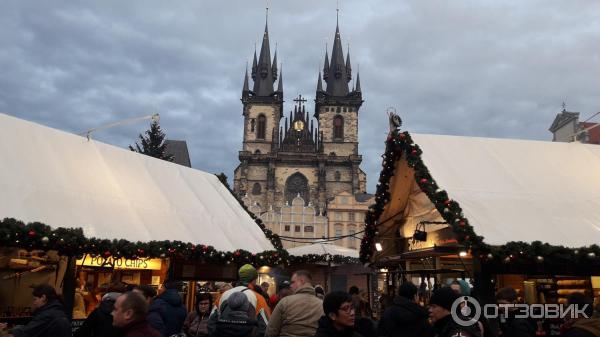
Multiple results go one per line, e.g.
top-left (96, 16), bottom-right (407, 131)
top-left (293, 120), bottom-right (305, 131)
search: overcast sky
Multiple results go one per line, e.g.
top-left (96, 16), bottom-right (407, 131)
top-left (1, 0), bottom-right (599, 192)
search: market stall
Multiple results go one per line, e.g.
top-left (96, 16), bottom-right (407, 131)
top-left (360, 114), bottom-right (600, 328)
top-left (0, 112), bottom-right (285, 324)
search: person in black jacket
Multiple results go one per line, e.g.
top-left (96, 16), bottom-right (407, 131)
top-left (428, 287), bottom-right (480, 337)
top-left (214, 291), bottom-right (257, 337)
top-left (152, 281), bottom-right (187, 336)
top-left (561, 293), bottom-right (600, 337)
top-left (313, 291), bottom-right (361, 337)
top-left (74, 291), bottom-right (123, 337)
top-left (1, 284), bottom-right (71, 337)
top-left (378, 282), bottom-right (433, 337)
top-left (495, 287), bottom-right (534, 337)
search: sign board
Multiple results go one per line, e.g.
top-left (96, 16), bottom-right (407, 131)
top-left (76, 256), bottom-right (162, 270)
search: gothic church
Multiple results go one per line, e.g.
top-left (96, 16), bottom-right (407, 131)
top-left (233, 16), bottom-right (366, 213)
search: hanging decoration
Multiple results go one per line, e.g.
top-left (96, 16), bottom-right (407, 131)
top-left (289, 254), bottom-right (360, 265)
top-left (0, 218), bottom-right (289, 266)
top-left (359, 114), bottom-right (600, 271)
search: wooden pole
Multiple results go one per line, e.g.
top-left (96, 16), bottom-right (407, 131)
top-left (62, 256), bottom-right (77, 320)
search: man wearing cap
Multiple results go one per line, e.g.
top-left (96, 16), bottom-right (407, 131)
top-left (428, 287), bottom-right (480, 337)
top-left (208, 264), bottom-right (270, 337)
top-left (269, 280), bottom-right (293, 309)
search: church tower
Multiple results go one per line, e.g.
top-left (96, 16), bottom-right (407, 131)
top-left (234, 12), bottom-right (366, 214)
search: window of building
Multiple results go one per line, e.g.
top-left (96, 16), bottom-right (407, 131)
top-left (334, 212), bottom-right (342, 221)
top-left (349, 228), bottom-right (356, 248)
top-left (343, 107), bottom-right (347, 112)
top-left (295, 225), bottom-right (301, 232)
top-left (250, 119), bottom-right (256, 132)
top-left (335, 171), bottom-right (341, 181)
top-left (305, 226), bottom-right (314, 232)
top-left (336, 106), bottom-right (341, 113)
top-left (333, 115), bottom-right (344, 139)
top-left (251, 183), bottom-right (261, 195)
top-left (257, 114), bottom-right (266, 139)
top-left (284, 225), bottom-right (290, 232)
top-left (254, 149), bottom-right (261, 154)
top-left (348, 212), bottom-right (355, 221)
top-left (340, 196), bottom-right (348, 204)
top-left (325, 107), bottom-right (329, 112)
top-left (335, 226), bottom-right (343, 238)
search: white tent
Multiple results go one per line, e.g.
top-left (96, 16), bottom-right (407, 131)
top-left (288, 243), bottom-right (359, 258)
top-left (0, 113), bottom-right (274, 253)
top-left (403, 134), bottom-right (600, 248)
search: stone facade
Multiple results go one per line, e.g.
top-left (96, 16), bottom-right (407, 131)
top-left (233, 19), bottom-right (368, 250)
top-left (327, 191), bottom-right (374, 249)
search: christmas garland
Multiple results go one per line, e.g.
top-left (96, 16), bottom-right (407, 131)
top-left (360, 127), bottom-right (600, 271)
top-left (0, 218), bottom-right (289, 266)
top-left (288, 253), bottom-right (361, 265)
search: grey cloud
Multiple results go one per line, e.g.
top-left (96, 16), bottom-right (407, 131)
top-left (1, 0), bottom-right (599, 193)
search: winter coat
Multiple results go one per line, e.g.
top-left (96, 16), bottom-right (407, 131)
top-left (497, 314), bottom-right (535, 337)
top-left (377, 296), bottom-right (433, 337)
top-left (432, 315), bottom-right (480, 337)
top-left (151, 289), bottom-right (187, 336)
top-left (265, 285), bottom-right (323, 337)
top-left (74, 298), bottom-right (123, 337)
top-left (147, 300), bottom-right (166, 336)
top-left (215, 310), bottom-right (258, 337)
top-left (11, 300), bottom-right (71, 337)
top-left (121, 320), bottom-right (162, 337)
top-left (209, 286), bottom-right (269, 337)
top-left (562, 318), bottom-right (600, 337)
top-left (313, 316), bottom-right (362, 337)
top-left (184, 311), bottom-right (210, 337)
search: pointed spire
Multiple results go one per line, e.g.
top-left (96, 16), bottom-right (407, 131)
top-left (251, 47), bottom-right (257, 80)
top-left (326, 16), bottom-right (349, 96)
top-left (317, 70), bottom-right (323, 92)
top-left (252, 11), bottom-right (275, 96)
top-left (272, 45), bottom-right (278, 81)
top-left (277, 64), bottom-right (283, 93)
top-left (345, 45), bottom-right (352, 82)
top-left (242, 62), bottom-right (250, 93)
top-left (355, 71), bottom-right (361, 92)
top-left (323, 47), bottom-right (330, 80)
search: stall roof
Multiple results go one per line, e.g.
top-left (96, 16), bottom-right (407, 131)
top-left (288, 243), bottom-right (359, 258)
top-left (0, 113), bottom-right (274, 253)
top-left (410, 133), bottom-right (600, 247)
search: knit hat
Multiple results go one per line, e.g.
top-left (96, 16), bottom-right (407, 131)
top-left (228, 291), bottom-right (250, 312)
top-left (430, 287), bottom-right (460, 311)
top-left (238, 264), bottom-right (258, 285)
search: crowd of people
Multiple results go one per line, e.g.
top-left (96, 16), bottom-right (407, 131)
top-left (1, 268), bottom-right (600, 337)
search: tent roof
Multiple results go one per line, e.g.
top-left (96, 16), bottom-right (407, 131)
top-left (409, 133), bottom-right (600, 247)
top-left (0, 113), bottom-right (274, 253)
top-left (288, 243), bottom-right (359, 258)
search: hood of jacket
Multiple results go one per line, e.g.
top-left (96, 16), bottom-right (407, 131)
top-left (99, 297), bottom-right (116, 315)
top-left (573, 318), bottom-right (600, 336)
top-left (391, 296), bottom-right (428, 322)
top-left (157, 288), bottom-right (183, 306)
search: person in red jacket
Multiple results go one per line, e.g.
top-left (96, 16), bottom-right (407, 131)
top-left (112, 291), bottom-right (162, 337)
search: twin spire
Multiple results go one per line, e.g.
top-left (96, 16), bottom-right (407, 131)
top-left (243, 10), bottom-right (359, 100)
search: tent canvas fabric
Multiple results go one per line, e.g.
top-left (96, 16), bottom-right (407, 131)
top-left (385, 133), bottom-right (600, 249)
top-left (0, 113), bottom-right (274, 253)
top-left (288, 243), bottom-right (359, 258)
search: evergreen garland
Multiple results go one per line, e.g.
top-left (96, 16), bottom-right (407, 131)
top-left (288, 254), bottom-right (361, 265)
top-left (359, 126), bottom-right (600, 271)
top-left (0, 218), bottom-right (289, 266)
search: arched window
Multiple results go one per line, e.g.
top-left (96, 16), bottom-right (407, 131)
top-left (257, 114), bottom-right (266, 139)
top-left (285, 172), bottom-right (309, 206)
top-left (254, 149), bottom-right (261, 154)
top-left (333, 115), bottom-right (344, 140)
top-left (252, 182), bottom-right (262, 195)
